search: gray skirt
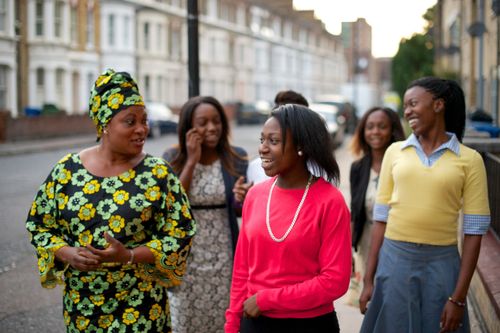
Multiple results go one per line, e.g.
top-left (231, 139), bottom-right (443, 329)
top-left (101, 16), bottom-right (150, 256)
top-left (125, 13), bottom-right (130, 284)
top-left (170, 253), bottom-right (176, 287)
top-left (360, 238), bottom-right (470, 333)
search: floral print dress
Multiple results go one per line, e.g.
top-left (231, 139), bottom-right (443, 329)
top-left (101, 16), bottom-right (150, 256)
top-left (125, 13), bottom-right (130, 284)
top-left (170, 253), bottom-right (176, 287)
top-left (168, 160), bottom-right (233, 333)
top-left (25, 153), bottom-right (196, 333)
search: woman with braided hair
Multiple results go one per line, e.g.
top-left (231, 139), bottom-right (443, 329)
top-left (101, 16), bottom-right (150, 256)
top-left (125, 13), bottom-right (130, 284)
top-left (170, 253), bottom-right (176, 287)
top-left (359, 77), bottom-right (490, 333)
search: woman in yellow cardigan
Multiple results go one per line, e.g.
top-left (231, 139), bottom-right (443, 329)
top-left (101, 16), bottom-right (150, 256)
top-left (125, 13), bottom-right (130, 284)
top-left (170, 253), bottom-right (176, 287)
top-left (359, 77), bottom-right (490, 333)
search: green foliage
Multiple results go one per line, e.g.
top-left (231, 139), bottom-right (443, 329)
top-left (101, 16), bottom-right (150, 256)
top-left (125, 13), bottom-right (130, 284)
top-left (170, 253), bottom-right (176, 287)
top-left (391, 4), bottom-right (436, 110)
top-left (391, 34), bottom-right (435, 106)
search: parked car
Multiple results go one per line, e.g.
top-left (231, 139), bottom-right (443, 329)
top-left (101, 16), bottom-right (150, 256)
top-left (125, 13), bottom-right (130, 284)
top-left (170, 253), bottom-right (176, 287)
top-left (309, 103), bottom-right (346, 149)
top-left (146, 102), bottom-right (178, 138)
top-left (235, 101), bottom-right (271, 125)
top-left (313, 94), bottom-right (357, 133)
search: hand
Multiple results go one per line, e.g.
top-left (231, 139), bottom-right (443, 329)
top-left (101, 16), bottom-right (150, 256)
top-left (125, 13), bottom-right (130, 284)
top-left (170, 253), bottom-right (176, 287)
top-left (359, 282), bottom-right (374, 314)
top-left (185, 128), bottom-right (205, 165)
top-left (85, 232), bottom-right (131, 264)
top-left (439, 300), bottom-right (465, 332)
top-left (56, 246), bottom-right (101, 272)
top-left (233, 176), bottom-right (253, 203)
top-left (243, 294), bottom-right (261, 318)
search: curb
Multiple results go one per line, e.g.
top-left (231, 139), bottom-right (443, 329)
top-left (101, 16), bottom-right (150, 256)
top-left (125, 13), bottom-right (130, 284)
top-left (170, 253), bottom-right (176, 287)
top-left (0, 135), bottom-right (96, 157)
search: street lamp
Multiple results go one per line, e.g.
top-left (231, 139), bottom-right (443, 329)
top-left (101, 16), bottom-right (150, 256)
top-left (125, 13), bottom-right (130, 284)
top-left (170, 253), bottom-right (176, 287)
top-left (187, 0), bottom-right (200, 97)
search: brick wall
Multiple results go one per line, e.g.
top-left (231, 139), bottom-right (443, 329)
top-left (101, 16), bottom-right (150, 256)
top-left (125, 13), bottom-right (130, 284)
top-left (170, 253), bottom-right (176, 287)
top-left (0, 113), bottom-right (96, 142)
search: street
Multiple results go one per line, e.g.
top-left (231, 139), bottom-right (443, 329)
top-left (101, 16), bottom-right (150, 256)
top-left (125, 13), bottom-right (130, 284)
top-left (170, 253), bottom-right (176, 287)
top-left (0, 124), bottom-right (359, 332)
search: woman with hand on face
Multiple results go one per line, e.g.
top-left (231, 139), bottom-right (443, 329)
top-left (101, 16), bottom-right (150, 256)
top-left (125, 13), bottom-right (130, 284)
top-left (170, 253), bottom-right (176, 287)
top-left (25, 69), bottom-right (196, 333)
top-left (359, 77), bottom-right (490, 333)
top-left (346, 107), bottom-right (404, 306)
top-left (163, 96), bottom-right (251, 333)
top-left (225, 104), bottom-right (352, 333)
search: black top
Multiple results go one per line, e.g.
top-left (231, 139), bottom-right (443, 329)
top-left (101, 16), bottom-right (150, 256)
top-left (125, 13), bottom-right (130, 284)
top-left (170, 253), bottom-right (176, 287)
top-left (349, 154), bottom-right (372, 251)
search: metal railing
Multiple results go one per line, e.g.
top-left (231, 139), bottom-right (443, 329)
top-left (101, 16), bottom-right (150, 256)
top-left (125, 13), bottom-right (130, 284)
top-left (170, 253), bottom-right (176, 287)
top-left (484, 152), bottom-right (500, 238)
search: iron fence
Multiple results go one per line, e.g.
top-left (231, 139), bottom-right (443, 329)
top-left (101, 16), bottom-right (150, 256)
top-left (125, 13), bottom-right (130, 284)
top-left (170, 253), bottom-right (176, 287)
top-left (483, 152), bottom-right (500, 238)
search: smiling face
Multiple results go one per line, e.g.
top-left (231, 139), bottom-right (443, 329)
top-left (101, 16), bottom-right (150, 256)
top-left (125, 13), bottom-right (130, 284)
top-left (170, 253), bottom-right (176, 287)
top-left (105, 105), bottom-right (148, 156)
top-left (403, 86), bottom-right (444, 137)
top-left (259, 116), bottom-right (300, 177)
top-left (364, 110), bottom-right (393, 152)
top-left (191, 103), bottom-right (223, 149)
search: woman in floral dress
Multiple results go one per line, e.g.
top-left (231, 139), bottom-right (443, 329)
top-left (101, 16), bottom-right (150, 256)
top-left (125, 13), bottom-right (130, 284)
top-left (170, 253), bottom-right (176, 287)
top-left (163, 96), bottom-right (251, 332)
top-left (25, 69), bottom-right (196, 333)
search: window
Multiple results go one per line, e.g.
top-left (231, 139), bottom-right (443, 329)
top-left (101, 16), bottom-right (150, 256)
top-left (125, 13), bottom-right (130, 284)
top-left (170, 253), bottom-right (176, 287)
top-left (87, 72), bottom-right (94, 91)
top-left (170, 28), bottom-right (180, 59)
top-left (86, 10), bottom-right (94, 47)
top-left (144, 22), bottom-right (150, 50)
top-left (36, 68), bottom-right (45, 104)
top-left (54, 0), bottom-right (64, 38)
top-left (157, 23), bottom-right (162, 53)
top-left (56, 68), bottom-right (65, 105)
top-left (36, 68), bottom-right (45, 87)
top-left (449, 18), bottom-right (461, 49)
top-left (144, 75), bottom-right (151, 100)
top-left (0, 0), bottom-right (7, 33)
top-left (108, 14), bottom-right (115, 46)
top-left (35, 0), bottom-right (44, 36)
top-left (0, 65), bottom-right (7, 109)
top-left (157, 76), bottom-right (163, 102)
top-left (124, 16), bottom-right (130, 47)
top-left (70, 5), bottom-right (78, 44)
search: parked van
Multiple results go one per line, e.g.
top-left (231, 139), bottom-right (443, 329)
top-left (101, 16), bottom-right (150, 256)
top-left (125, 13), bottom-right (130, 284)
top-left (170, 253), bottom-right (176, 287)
top-left (313, 94), bottom-right (357, 133)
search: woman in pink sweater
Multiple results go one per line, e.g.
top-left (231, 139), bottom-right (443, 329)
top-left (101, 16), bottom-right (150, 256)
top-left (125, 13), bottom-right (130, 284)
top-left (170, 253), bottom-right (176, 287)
top-left (225, 104), bottom-right (352, 333)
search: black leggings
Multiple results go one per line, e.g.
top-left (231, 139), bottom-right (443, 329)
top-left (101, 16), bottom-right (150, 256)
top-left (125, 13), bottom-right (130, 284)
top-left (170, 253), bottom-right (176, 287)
top-left (240, 311), bottom-right (340, 333)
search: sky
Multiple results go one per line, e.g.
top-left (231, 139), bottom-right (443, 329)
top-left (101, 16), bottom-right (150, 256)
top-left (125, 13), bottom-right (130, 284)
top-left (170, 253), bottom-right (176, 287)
top-left (293, 0), bottom-right (438, 58)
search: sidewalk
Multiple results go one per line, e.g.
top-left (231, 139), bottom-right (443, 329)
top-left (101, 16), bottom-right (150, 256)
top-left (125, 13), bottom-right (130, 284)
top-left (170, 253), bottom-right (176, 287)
top-left (0, 134), bottom-right (96, 157)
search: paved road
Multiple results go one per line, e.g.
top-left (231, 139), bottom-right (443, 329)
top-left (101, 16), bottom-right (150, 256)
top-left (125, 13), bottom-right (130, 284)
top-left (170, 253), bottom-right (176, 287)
top-left (0, 124), bottom-right (484, 332)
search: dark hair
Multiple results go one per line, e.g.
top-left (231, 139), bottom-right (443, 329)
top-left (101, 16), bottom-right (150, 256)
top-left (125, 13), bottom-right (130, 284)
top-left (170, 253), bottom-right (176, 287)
top-left (350, 106), bottom-right (405, 156)
top-left (271, 104), bottom-right (340, 185)
top-left (170, 96), bottom-right (245, 175)
top-left (274, 90), bottom-right (309, 107)
top-left (406, 77), bottom-right (466, 142)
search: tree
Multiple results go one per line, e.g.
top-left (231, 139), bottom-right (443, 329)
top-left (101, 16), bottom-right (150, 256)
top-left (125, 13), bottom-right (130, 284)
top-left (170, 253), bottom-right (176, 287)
top-left (391, 6), bottom-right (435, 108)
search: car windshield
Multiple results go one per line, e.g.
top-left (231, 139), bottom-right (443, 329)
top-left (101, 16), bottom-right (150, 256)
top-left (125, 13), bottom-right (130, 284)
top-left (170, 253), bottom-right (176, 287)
top-left (318, 112), bottom-right (336, 122)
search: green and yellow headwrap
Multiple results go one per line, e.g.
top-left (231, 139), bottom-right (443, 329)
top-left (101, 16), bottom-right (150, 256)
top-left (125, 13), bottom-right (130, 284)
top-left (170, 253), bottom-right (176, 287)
top-left (89, 68), bottom-right (145, 141)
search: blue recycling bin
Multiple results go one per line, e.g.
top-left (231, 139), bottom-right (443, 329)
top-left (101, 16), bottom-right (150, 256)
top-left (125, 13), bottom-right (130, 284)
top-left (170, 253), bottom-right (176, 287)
top-left (471, 121), bottom-right (500, 138)
top-left (24, 107), bottom-right (41, 117)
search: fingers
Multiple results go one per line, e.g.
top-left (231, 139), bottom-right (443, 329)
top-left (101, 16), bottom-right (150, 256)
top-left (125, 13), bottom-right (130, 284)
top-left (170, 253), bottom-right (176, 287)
top-left (359, 293), bottom-right (370, 314)
top-left (440, 303), bottom-right (464, 332)
top-left (233, 177), bottom-right (253, 202)
top-left (70, 248), bottom-right (100, 271)
top-left (359, 300), bottom-right (367, 314)
top-left (104, 232), bottom-right (118, 244)
top-left (235, 176), bottom-right (244, 186)
top-left (186, 128), bottom-right (205, 143)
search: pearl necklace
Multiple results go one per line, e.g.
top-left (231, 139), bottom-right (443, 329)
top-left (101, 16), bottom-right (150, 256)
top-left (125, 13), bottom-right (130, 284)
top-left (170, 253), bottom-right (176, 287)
top-left (266, 174), bottom-right (313, 242)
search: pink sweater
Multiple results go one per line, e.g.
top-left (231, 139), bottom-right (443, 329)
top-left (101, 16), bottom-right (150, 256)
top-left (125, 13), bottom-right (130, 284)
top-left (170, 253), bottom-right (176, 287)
top-left (225, 177), bottom-right (352, 333)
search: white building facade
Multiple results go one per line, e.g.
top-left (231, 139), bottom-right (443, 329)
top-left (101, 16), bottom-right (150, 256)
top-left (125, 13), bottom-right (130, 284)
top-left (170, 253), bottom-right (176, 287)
top-left (0, 0), bottom-right (18, 116)
top-left (6, 0), bottom-right (347, 116)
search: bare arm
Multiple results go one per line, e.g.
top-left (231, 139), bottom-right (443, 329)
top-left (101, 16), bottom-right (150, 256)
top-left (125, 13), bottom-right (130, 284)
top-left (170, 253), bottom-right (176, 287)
top-left (359, 220), bottom-right (386, 314)
top-left (178, 128), bottom-right (204, 192)
top-left (439, 235), bottom-right (482, 332)
top-left (178, 161), bottom-right (197, 193)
